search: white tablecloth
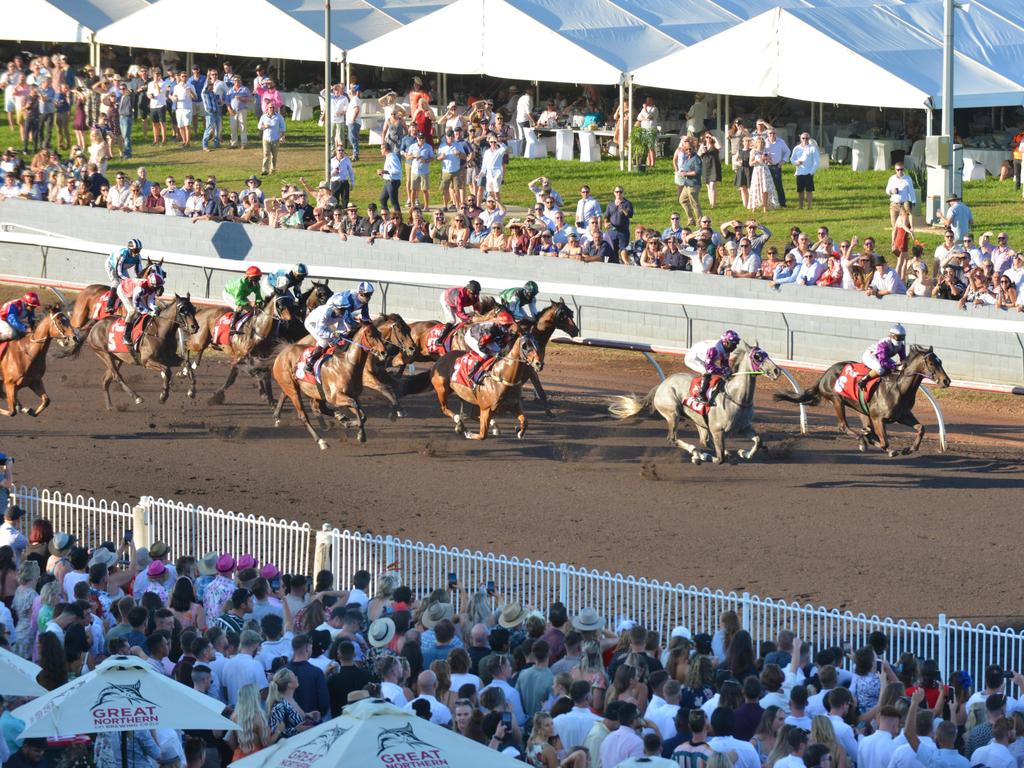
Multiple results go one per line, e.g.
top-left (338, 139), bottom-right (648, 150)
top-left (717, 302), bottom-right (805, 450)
top-left (963, 148), bottom-right (1010, 176)
top-left (280, 91), bottom-right (319, 121)
top-left (872, 139), bottom-right (912, 170)
top-left (850, 138), bottom-right (873, 172)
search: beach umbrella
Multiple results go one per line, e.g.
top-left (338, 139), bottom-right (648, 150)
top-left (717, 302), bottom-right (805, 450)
top-left (0, 647), bottom-right (47, 697)
top-left (230, 698), bottom-right (521, 768)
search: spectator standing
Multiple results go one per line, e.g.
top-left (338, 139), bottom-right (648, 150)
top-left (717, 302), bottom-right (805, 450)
top-left (222, 630), bottom-right (268, 706)
top-left (480, 135), bottom-right (506, 203)
top-left (37, 77), bottom-right (55, 151)
top-left (405, 132), bottom-right (434, 210)
top-left (885, 163), bottom-right (915, 227)
top-left (673, 138), bottom-right (703, 227)
top-left (327, 83), bottom-right (348, 146)
top-left (287, 633), bottom-right (330, 721)
top-left (226, 75), bottom-right (252, 149)
top-left (146, 68), bottom-right (168, 146)
top-left (0, 506), bottom-right (26, 564)
top-left (257, 103), bottom-right (286, 176)
top-left (939, 194), bottom-right (973, 243)
top-left (345, 84), bottom-right (361, 161)
top-left (748, 138), bottom-right (778, 212)
top-left (377, 143), bottom-right (402, 214)
top-left (201, 68), bottom-right (226, 152)
top-left (437, 130), bottom-right (465, 211)
top-left (170, 71), bottom-right (196, 148)
top-left (600, 702), bottom-right (644, 768)
top-left (515, 86), bottom-right (535, 138)
top-left (605, 186), bottom-right (634, 262)
top-left (516, 639), bottom-right (554, 720)
top-left (697, 131), bottom-right (722, 208)
top-left (791, 132), bottom-right (819, 209)
top-left (763, 128), bottom-right (790, 207)
top-left (329, 145), bottom-right (354, 209)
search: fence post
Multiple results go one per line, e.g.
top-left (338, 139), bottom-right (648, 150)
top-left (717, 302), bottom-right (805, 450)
top-left (559, 563), bottom-right (569, 606)
top-left (133, 497), bottom-right (153, 550)
top-left (937, 613), bottom-right (949, 681)
top-left (314, 525), bottom-right (333, 584)
top-left (741, 592), bottom-right (752, 633)
top-left (385, 535), bottom-right (396, 568)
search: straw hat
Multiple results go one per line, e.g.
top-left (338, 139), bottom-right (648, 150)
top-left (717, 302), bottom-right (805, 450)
top-left (571, 607), bottom-right (606, 632)
top-left (367, 618), bottom-right (396, 648)
top-left (48, 532), bottom-right (75, 557)
top-left (498, 603), bottom-right (527, 629)
top-left (421, 602), bottom-right (454, 629)
top-left (88, 548), bottom-right (117, 569)
top-left (197, 551), bottom-right (219, 577)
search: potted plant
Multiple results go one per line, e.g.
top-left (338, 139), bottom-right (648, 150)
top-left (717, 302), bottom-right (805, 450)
top-left (630, 126), bottom-right (658, 172)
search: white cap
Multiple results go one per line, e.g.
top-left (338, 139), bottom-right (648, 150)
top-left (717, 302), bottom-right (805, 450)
top-left (615, 618), bottom-right (637, 634)
top-left (671, 626), bottom-right (693, 641)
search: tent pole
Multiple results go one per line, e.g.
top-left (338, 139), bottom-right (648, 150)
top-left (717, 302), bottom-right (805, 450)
top-left (324, 0), bottom-right (331, 183)
top-left (819, 102), bottom-right (823, 146)
top-left (716, 94), bottom-right (722, 132)
top-left (724, 95), bottom-right (730, 166)
top-left (186, 52), bottom-right (193, 74)
top-left (810, 101), bottom-right (814, 145)
top-left (626, 76), bottom-right (633, 172)
top-left (926, 107), bottom-right (933, 137)
top-left (345, 60), bottom-right (351, 90)
top-left (618, 80), bottom-right (624, 172)
top-left (941, 0), bottom-right (954, 199)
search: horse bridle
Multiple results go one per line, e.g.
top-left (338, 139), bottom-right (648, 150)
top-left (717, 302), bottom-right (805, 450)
top-left (380, 320), bottom-right (415, 358)
top-left (26, 311), bottom-right (74, 344)
top-left (719, 347), bottom-right (771, 409)
top-left (487, 334), bottom-right (540, 385)
top-left (251, 296), bottom-right (288, 342)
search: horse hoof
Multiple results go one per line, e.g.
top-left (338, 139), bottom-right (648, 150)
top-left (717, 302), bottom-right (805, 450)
top-left (274, 419), bottom-right (281, 428)
top-left (209, 391), bottom-right (225, 405)
top-left (888, 449), bottom-right (899, 458)
top-left (134, 397), bottom-right (144, 405)
top-left (317, 439), bottom-right (328, 451)
top-left (738, 449), bottom-right (749, 459)
top-left (187, 389), bottom-right (196, 400)
top-left (858, 441), bottom-right (867, 453)
top-left (191, 362), bottom-right (199, 370)
top-left (389, 411), bottom-right (398, 422)
top-left (357, 431), bottom-right (366, 444)
top-left (544, 409), bottom-right (556, 420)
top-left (690, 453), bottom-right (702, 465)
top-left (491, 424), bottom-right (501, 437)
top-left (395, 409), bottom-right (405, 419)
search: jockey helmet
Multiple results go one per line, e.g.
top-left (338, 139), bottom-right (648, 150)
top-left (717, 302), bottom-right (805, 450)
top-left (245, 265), bottom-right (262, 279)
top-left (21, 292), bottom-right (40, 308)
top-left (466, 280), bottom-right (481, 295)
top-left (357, 281), bottom-right (375, 296)
top-left (292, 263), bottom-right (308, 277)
top-left (146, 273), bottom-right (164, 289)
top-left (329, 292), bottom-right (348, 309)
top-left (889, 323), bottom-right (907, 340)
top-left (523, 280), bottom-right (538, 297)
top-left (274, 274), bottom-right (291, 290)
top-left (495, 311), bottom-right (515, 326)
top-left (127, 238), bottom-right (143, 252)
top-left (721, 329), bottom-right (740, 349)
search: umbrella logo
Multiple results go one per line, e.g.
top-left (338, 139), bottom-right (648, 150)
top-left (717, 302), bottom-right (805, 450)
top-left (90, 682), bottom-right (160, 728)
top-left (282, 724), bottom-right (348, 765)
top-left (92, 681), bottom-right (158, 709)
top-left (376, 723), bottom-right (438, 755)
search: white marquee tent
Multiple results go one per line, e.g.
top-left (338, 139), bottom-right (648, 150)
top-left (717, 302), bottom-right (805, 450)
top-left (3, 0), bottom-right (148, 44)
top-left (632, 6), bottom-right (1024, 110)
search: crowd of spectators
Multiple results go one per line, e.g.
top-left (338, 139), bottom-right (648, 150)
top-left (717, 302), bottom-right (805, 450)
top-left (1, 506), bottom-right (1022, 768)
top-left (1, 52), bottom-right (1022, 313)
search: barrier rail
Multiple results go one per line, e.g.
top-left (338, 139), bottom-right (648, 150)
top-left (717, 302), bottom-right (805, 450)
top-left (13, 484), bottom-right (1024, 691)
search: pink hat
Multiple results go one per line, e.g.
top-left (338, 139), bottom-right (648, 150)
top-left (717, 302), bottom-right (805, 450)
top-left (260, 563), bottom-right (280, 580)
top-left (147, 560), bottom-right (166, 578)
top-left (237, 554), bottom-right (258, 571)
top-left (216, 554), bottom-right (236, 574)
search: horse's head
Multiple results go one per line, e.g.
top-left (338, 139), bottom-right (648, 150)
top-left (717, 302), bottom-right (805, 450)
top-left (309, 280), bottom-right (332, 311)
top-left (173, 293), bottom-right (200, 335)
top-left (143, 258), bottom-right (166, 280)
top-left (910, 345), bottom-right (951, 388)
top-left (379, 314), bottom-right (416, 363)
top-left (746, 343), bottom-right (779, 381)
top-left (269, 292), bottom-right (294, 323)
top-left (518, 333), bottom-right (543, 372)
top-left (46, 305), bottom-right (77, 346)
top-left (357, 321), bottom-right (389, 362)
top-left (552, 298), bottom-right (579, 338)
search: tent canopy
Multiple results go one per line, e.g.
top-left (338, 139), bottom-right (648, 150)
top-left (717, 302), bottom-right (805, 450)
top-left (632, 6), bottom-right (1024, 110)
top-left (349, 0), bottom-right (629, 84)
top-left (2, 0), bottom-right (148, 43)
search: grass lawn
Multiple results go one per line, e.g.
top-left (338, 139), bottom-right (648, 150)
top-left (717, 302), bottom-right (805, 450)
top-left (6, 115), bottom-right (1022, 251)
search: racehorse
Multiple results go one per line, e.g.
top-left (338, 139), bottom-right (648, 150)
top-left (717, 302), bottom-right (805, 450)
top-left (609, 342), bottom-right (780, 464)
top-left (0, 306), bottom-right (76, 417)
top-left (70, 294), bottom-right (200, 409)
top-left (773, 345), bottom-right (950, 456)
top-left (279, 280), bottom-right (332, 342)
top-left (68, 260), bottom-right (167, 329)
top-left (184, 294), bottom-right (294, 405)
top-left (271, 322), bottom-right (389, 449)
top-left (430, 333), bottom-right (543, 441)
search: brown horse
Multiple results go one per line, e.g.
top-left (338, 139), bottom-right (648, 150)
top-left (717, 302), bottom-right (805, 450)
top-left (0, 307), bottom-right (76, 417)
top-left (271, 323), bottom-right (389, 449)
top-left (774, 345), bottom-right (951, 456)
top-left (279, 280), bottom-right (333, 342)
top-left (184, 294), bottom-right (294, 405)
top-left (69, 294), bottom-right (200, 409)
top-left (68, 260), bottom-right (166, 329)
top-left (430, 333), bottom-right (543, 440)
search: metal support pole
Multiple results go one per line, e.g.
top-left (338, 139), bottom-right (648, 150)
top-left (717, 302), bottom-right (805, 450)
top-left (618, 80), bottom-right (625, 172)
top-left (941, 0), bottom-right (955, 199)
top-left (716, 94), bottom-right (722, 132)
top-left (819, 102), bottom-right (824, 146)
top-left (810, 101), bottom-right (814, 144)
top-left (324, 0), bottom-right (332, 183)
top-left (724, 95), bottom-right (731, 166)
top-left (626, 77), bottom-right (634, 172)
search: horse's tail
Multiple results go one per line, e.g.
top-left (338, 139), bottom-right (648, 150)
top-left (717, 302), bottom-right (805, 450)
top-left (608, 384), bottom-right (659, 420)
top-left (774, 380), bottom-right (823, 406)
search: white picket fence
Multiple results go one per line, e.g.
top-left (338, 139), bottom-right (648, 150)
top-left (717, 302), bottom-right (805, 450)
top-left (12, 486), bottom-right (1024, 693)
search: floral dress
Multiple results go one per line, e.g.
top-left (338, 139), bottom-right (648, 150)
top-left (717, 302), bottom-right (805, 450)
top-left (13, 586), bottom-right (37, 658)
top-left (747, 151), bottom-right (779, 211)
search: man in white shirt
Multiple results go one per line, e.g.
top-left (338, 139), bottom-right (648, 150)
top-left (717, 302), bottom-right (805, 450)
top-left (575, 185), bottom-right (602, 229)
top-left (107, 172), bottom-right (131, 210)
top-left (480, 655), bottom-right (527, 727)
top-left (764, 128), bottom-right (791, 207)
top-left (795, 251), bottom-right (825, 286)
top-left (885, 163), bottom-right (915, 226)
top-left (646, 680), bottom-right (682, 742)
top-left (893, 689), bottom-right (938, 768)
top-left (727, 238), bottom-right (761, 278)
top-left (515, 86), bottom-right (535, 138)
top-left (554, 681), bottom-right (601, 753)
top-left (221, 630), bottom-right (268, 706)
top-left (785, 685), bottom-right (812, 730)
top-left (616, 733), bottom-right (677, 768)
top-left (404, 670), bottom-right (452, 725)
top-left (708, 708), bottom-right (761, 768)
top-left (146, 68), bottom-right (168, 145)
top-left (600, 703), bottom-right (644, 768)
top-left (326, 83), bottom-right (348, 146)
top-left (345, 84), bottom-right (361, 161)
top-left (257, 614), bottom-right (293, 673)
top-left (379, 656), bottom-right (408, 707)
top-left (825, 687), bottom-right (860, 766)
top-left (866, 254), bottom-right (907, 297)
top-left (170, 71), bottom-right (196, 147)
top-left (857, 705), bottom-right (900, 768)
top-left (791, 132), bottom-right (820, 209)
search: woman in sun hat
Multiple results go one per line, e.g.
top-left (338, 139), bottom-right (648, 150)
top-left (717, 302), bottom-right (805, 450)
top-left (203, 554), bottom-right (237, 620)
top-left (365, 616), bottom-right (398, 672)
top-left (194, 551), bottom-right (219, 601)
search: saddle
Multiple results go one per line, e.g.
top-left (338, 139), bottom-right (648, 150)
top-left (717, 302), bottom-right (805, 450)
top-left (453, 353), bottom-right (496, 389)
top-left (106, 316), bottom-right (149, 354)
top-left (212, 312), bottom-right (234, 347)
top-left (295, 345), bottom-right (337, 384)
top-left (426, 322), bottom-right (459, 355)
top-left (683, 374), bottom-right (723, 416)
top-left (231, 310), bottom-right (254, 334)
top-left (833, 363), bottom-right (882, 411)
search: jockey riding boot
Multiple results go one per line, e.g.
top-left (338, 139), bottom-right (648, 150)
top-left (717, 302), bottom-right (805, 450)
top-left (104, 288), bottom-right (118, 314)
top-left (858, 372), bottom-right (877, 391)
top-left (697, 373), bottom-right (712, 404)
top-left (305, 345), bottom-right (327, 374)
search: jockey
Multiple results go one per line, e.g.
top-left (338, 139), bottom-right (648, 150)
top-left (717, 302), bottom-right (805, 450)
top-left (120, 273), bottom-right (164, 352)
top-left (0, 293), bottom-right (40, 341)
top-left (499, 281), bottom-right (539, 322)
top-left (223, 266), bottom-right (264, 331)
top-left (440, 280), bottom-right (482, 335)
top-left (463, 310), bottom-right (516, 387)
top-left (303, 282), bottom-right (374, 373)
top-left (859, 323), bottom-right (907, 390)
top-left (103, 238), bottom-right (143, 314)
top-left (263, 263), bottom-right (308, 303)
top-left (683, 329), bottom-right (741, 405)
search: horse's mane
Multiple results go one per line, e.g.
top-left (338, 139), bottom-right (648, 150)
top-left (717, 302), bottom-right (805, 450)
top-left (908, 344), bottom-right (931, 357)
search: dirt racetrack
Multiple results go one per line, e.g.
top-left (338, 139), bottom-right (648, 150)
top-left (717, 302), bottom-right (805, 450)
top-left (2, 283), bottom-right (1023, 625)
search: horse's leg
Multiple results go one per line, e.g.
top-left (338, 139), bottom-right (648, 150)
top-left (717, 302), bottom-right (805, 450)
top-left (511, 398), bottom-right (528, 440)
top-left (467, 405), bottom-right (492, 440)
top-left (869, 412), bottom-right (895, 456)
top-left (896, 411), bottom-right (925, 455)
top-left (26, 379), bottom-right (50, 417)
top-left (735, 426), bottom-right (761, 460)
top-left (185, 359), bottom-right (197, 399)
top-left (528, 369), bottom-right (554, 418)
top-left (431, 375), bottom-right (460, 432)
top-left (707, 427), bottom-right (728, 464)
top-left (210, 361), bottom-right (241, 404)
top-left (831, 397), bottom-right (852, 433)
top-left (110, 357), bottom-right (144, 405)
top-left (273, 391), bottom-right (287, 426)
top-left (365, 375), bottom-right (403, 420)
top-left (259, 369), bottom-right (275, 407)
top-left (100, 367), bottom-right (115, 410)
top-left (143, 359), bottom-right (172, 403)
top-left (289, 385), bottom-right (328, 450)
top-left (0, 379), bottom-right (16, 417)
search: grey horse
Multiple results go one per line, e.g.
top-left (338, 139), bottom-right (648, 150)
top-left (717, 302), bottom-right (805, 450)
top-left (609, 342), bottom-right (780, 464)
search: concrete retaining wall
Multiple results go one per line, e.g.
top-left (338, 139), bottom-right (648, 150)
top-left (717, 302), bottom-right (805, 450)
top-left (1, 199), bottom-right (1022, 385)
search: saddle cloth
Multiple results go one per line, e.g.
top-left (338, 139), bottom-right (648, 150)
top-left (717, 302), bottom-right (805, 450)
top-left (427, 323), bottom-right (457, 355)
top-left (294, 345), bottom-right (337, 384)
top-left (212, 312), bottom-right (233, 347)
top-left (453, 353), bottom-right (496, 389)
top-left (682, 374), bottom-right (722, 415)
top-left (833, 363), bottom-right (882, 404)
top-left (106, 317), bottom-right (148, 353)
top-left (91, 291), bottom-right (117, 321)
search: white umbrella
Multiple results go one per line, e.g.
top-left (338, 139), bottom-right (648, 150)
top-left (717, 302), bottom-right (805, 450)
top-left (230, 698), bottom-right (521, 768)
top-left (13, 655), bottom-right (238, 737)
top-left (0, 647), bottom-right (47, 697)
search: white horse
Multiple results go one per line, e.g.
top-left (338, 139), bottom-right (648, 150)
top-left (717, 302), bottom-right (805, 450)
top-left (609, 342), bottom-right (780, 464)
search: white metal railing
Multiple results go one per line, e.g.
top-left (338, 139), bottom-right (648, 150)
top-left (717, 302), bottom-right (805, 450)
top-left (11, 485), bottom-right (1024, 691)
